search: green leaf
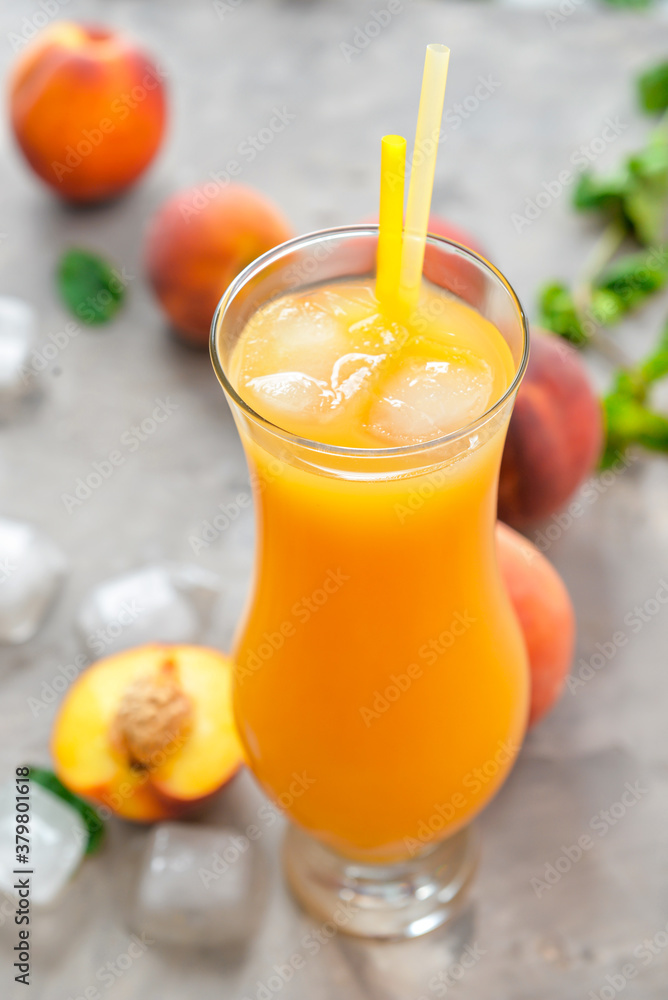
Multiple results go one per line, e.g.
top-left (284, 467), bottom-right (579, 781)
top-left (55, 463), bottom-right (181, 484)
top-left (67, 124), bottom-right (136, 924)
top-left (28, 767), bottom-right (105, 856)
top-left (56, 248), bottom-right (125, 325)
top-left (601, 0), bottom-right (653, 8)
top-left (590, 288), bottom-right (626, 325)
top-left (638, 61), bottom-right (668, 114)
top-left (572, 126), bottom-right (668, 246)
top-left (594, 249), bottom-right (668, 320)
top-left (611, 367), bottom-right (647, 402)
top-left (640, 321), bottom-right (668, 383)
top-left (537, 282), bottom-right (587, 345)
top-left (624, 128), bottom-right (668, 245)
top-left (573, 171), bottom-right (628, 215)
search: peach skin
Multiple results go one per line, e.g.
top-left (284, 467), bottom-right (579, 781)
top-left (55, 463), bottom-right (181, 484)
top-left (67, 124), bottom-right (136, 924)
top-left (9, 22), bottom-right (167, 203)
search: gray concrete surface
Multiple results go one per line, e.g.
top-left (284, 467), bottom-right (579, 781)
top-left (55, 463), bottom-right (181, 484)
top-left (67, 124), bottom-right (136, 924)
top-left (1, 0), bottom-right (668, 997)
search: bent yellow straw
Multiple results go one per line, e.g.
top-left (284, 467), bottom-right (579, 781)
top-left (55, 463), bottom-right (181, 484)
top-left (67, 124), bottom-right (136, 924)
top-left (399, 43), bottom-right (450, 311)
top-left (376, 134), bottom-right (406, 309)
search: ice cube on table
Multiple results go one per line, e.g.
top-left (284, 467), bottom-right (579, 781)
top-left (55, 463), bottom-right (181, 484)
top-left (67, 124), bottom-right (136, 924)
top-left (0, 297), bottom-right (38, 420)
top-left (0, 780), bottom-right (87, 906)
top-left (76, 563), bottom-right (222, 657)
top-left (0, 518), bottom-right (67, 644)
top-left (129, 822), bottom-right (266, 948)
top-left (367, 354), bottom-right (494, 446)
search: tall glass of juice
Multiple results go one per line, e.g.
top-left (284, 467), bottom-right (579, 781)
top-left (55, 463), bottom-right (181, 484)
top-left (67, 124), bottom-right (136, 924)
top-left (210, 225), bottom-right (529, 938)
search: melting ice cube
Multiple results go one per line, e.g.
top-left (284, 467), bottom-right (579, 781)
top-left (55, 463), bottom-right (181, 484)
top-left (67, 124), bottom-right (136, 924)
top-left (242, 298), bottom-right (348, 385)
top-left (0, 297), bottom-right (38, 420)
top-left (0, 780), bottom-right (87, 906)
top-left (76, 563), bottom-right (222, 657)
top-left (0, 518), bottom-right (67, 644)
top-left (129, 822), bottom-right (266, 947)
top-left (331, 352), bottom-right (385, 400)
top-left (245, 370), bottom-right (337, 419)
top-left (367, 354), bottom-right (494, 446)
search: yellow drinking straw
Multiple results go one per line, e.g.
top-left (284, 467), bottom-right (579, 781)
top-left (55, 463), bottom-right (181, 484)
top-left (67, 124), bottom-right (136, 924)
top-left (399, 43), bottom-right (450, 311)
top-left (376, 134), bottom-right (406, 309)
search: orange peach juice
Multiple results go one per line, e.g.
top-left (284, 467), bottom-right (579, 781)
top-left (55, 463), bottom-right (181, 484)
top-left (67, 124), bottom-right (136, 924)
top-left (228, 277), bottom-right (528, 861)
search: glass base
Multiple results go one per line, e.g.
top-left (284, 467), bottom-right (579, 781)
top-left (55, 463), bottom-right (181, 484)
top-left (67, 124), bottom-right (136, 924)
top-left (283, 824), bottom-right (478, 940)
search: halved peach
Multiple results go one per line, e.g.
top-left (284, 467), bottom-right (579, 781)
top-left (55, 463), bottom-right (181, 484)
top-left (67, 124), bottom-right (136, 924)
top-left (52, 644), bottom-right (243, 822)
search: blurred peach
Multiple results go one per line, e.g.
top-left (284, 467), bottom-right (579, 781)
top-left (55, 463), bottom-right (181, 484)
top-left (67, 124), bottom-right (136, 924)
top-left (144, 183), bottom-right (293, 347)
top-left (499, 329), bottom-right (603, 527)
top-left (9, 22), bottom-right (166, 203)
top-left (496, 521), bottom-right (575, 726)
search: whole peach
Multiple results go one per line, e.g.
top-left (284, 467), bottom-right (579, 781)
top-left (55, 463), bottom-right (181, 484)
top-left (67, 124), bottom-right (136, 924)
top-left (499, 328), bottom-right (603, 527)
top-left (9, 22), bottom-right (166, 203)
top-left (144, 183), bottom-right (293, 347)
top-left (496, 521), bottom-right (575, 726)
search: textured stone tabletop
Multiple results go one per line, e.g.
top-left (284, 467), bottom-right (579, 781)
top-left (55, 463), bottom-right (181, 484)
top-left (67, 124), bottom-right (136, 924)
top-left (1, 0), bottom-right (668, 997)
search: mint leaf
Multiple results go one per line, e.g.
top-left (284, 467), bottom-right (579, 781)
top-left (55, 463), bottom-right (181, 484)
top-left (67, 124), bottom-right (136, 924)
top-left (640, 321), bottom-right (668, 383)
top-left (573, 171), bottom-right (628, 216)
top-left (594, 250), bottom-right (668, 319)
top-left (624, 128), bottom-right (668, 245)
top-left (538, 283), bottom-right (587, 345)
top-left (603, 393), bottom-right (668, 462)
top-left (29, 766), bottom-right (105, 855)
top-left (572, 127), bottom-right (668, 246)
top-left (602, 319), bottom-right (668, 466)
top-left (602, 0), bottom-right (653, 7)
top-left (638, 61), bottom-right (668, 114)
top-left (57, 249), bottom-right (125, 325)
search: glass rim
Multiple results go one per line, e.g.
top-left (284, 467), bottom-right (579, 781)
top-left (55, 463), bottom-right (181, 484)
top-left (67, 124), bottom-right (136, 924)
top-left (210, 224), bottom-right (530, 459)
